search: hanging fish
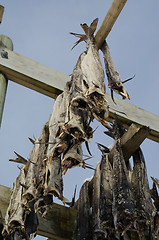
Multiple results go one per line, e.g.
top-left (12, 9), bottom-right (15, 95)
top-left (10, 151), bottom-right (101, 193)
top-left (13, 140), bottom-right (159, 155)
top-left (98, 148), bottom-right (115, 238)
top-left (61, 144), bottom-right (94, 175)
top-left (131, 148), bottom-right (156, 239)
top-left (72, 180), bottom-right (92, 240)
top-left (101, 40), bottom-right (133, 103)
top-left (70, 18), bottom-right (109, 125)
top-left (112, 122), bottom-right (135, 236)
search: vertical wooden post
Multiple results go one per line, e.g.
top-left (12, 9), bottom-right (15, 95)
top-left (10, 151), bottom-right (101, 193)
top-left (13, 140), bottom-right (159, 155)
top-left (0, 5), bottom-right (4, 24)
top-left (0, 35), bottom-right (13, 127)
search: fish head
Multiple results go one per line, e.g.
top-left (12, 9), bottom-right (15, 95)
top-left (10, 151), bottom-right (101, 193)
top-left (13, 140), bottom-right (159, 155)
top-left (109, 81), bottom-right (130, 100)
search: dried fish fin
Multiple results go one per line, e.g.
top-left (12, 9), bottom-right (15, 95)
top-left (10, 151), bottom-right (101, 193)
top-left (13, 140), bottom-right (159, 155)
top-left (85, 141), bottom-right (92, 156)
top-left (65, 185), bottom-right (77, 207)
top-left (97, 142), bottom-right (110, 154)
top-left (70, 33), bottom-right (87, 50)
top-left (80, 23), bottom-right (89, 36)
top-left (150, 181), bottom-right (159, 201)
top-left (9, 151), bottom-right (28, 165)
top-left (151, 177), bottom-right (159, 190)
top-left (89, 18), bottom-right (98, 35)
top-left (122, 74), bottom-right (135, 84)
top-left (81, 18), bottom-right (98, 38)
top-left (71, 18), bottom-right (98, 49)
top-left (28, 137), bottom-right (35, 144)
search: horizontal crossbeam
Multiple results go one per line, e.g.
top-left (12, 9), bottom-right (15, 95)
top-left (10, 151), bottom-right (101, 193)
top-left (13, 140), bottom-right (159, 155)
top-left (0, 48), bottom-right (159, 142)
top-left (0, 47), bottom-right (69, 99)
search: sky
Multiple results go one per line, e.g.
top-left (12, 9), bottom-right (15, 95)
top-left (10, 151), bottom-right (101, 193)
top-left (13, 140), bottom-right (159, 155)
top-left (0, 1), bottom-right (159, 239)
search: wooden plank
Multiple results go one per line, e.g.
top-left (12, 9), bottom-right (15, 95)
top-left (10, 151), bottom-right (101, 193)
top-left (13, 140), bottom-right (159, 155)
top-left (95, 0), bottom-right (127, 49)
top-left (0, 49), bottom-right (159, 142)
top-left (0, 74), bottom-right (8, 127)
top-left (0, 185), bottom-right (76, 240)
top-left (0, 185), bottom-right (11, 221)
top-left (106, 94), bottom-right (159, 142)
top-left (37, 204), bottom-right (76, 239)
top-left (0, 36), bottom-right (13, 127)
top-left (108, 123), bottom-right (150, 163)
top-left (0, 47), bottom-right (69, 99)
top-left (0, 5), bottom-right (4, 24)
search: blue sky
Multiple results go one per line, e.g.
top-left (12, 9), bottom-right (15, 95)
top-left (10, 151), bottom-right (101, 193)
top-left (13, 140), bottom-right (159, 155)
top-left (0, 1), bottom-right (159, 239)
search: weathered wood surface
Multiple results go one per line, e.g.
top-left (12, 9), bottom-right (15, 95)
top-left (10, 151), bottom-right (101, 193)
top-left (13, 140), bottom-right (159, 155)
top-left (0, 5), bottom-right (4, 24)
top-left (0, 185), bottom-right (76, 240)
top-left (0, 47), bottom-right (69, 99)
top-left (0, 48), bottom-right (159, 142)
top-left (108, 123), bottom-right (150, 163)
top-left (0, 74), bottom-right (8, 127)
top-left (107, 94), bottom-right (159, 142)
top-left (0, 35), bottom-right (13, 127)
top-left (95, 0), bottom-right (127, 49)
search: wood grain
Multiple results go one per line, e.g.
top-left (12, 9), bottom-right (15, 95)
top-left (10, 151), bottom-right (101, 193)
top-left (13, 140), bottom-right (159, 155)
top-left (0, 5), bottom-right (4, 24)
top-left (95, 0), bottom-right (127, 49)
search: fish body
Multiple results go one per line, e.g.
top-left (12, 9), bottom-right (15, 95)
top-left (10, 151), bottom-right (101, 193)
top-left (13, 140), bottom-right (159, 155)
top-left (112, 138), bottom-right (135, 235)
top-left (132, 148), bottom-right (156, 238)
top-left (101, 41), bottom-right (130, 102)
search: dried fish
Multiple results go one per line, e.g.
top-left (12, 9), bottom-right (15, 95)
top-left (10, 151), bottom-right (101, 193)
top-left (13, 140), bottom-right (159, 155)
top-left (101, 40), bottom-right (130, 103)
top-left (131, 148), bottom-right (156, 239)
top-left (99, 152), bottom-right (115, 239)
top-left (70, 18), bottom-right (109, 127)
top-left (112, 137), bottom-right (135, 235)
top-left (73, 180), bottom-right (92, 240)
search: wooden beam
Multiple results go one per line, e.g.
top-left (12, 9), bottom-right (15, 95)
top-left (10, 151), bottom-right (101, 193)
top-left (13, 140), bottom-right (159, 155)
top-left (0, 49), bottom-right (159, 142)
top-left (0, 74), bottom-right (8, 127)
top-left (106, 94), bottom-right (159, 143)
top-left (0, 47), bottom-right (69, 99)
top-left (0, 185), bottom-right (76, 239)
top-left (0, 5), bottom-right (4, 24)
top-left (108, 123), bottom-right (150, 163)
top-left (95, 0), bottom-right (127, 49)
top-left (0, 36), bottom-right (13, 127)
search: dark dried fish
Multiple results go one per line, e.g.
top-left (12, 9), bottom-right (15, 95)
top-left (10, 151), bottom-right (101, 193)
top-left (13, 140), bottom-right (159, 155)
top-left (131, 148), bottom-right (156, 239)
top-left (112, 138), bottom-right (135, 235)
